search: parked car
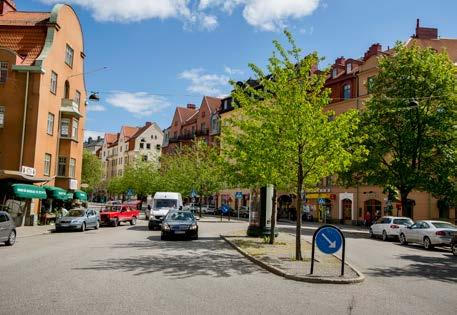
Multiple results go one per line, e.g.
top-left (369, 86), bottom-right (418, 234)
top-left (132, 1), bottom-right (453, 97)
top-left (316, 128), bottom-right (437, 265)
top-left (0, 211), bottom-right (16, 246)
top-left (399, 220), bottom-right (457, 250)
top-left (161, 211), bottom-right (198, 240)
top-left (369, 216), bottom-right (414, 241)
top-left (451, 235), bottom-right (457, 256)
top-left (55, 208), bottom-right (100, 232)
top-left (100, 204), bottom-right (139, 227)
top-left (238, 206), bottom-right (249, 218)
top-left (201, 205), bottom-right (216, 215)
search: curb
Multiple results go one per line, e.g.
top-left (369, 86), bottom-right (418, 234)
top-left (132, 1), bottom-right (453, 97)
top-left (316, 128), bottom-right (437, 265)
top-left (221, 235), bottom-right (365, 284)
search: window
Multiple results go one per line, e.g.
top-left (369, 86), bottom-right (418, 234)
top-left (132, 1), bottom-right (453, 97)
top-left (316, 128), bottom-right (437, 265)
top-left (156, 144), bottom-right (161, 150)
top-left (47, 113), bottom-right (54, 135)
top-left (142, 155), bottom-right (148, 161)
top-left (72, 118), bottom-right (78, 140)
top-left (140, 143), bottom-right (144, 149)
top-left (191, 126), bottom-right (195, 135)
top-left (346, 63), bottom-right (352, 73)
top-left (332, 68), bottom-right (337, 78)
top-left (0, 61), bottom-right (8, 84)
top-left (58, 157), bottom-right (67, 176)
top-left (60, 118), bottom-right (70, 137)
top-left (125, 145), bottom-right (128, 151)
top-left (65, 44), bottom-right (74, 67)
top-left (367, 76), bottom-right (375, 94)
top-left (0, 106), bottom-right (5, 128)
top-left (200, 123), bottom-right (206, 132)
top-left (44, 154), bottom-right (52, 176)
top-left (50, 71), bottom-right (58, 94)
top-left (69, 158), bottom-right (76, 178)
top-left (74, 90), bottom-right (81, 109)
top-left (146, 143), bottom-right (151, 149)
top-left (343, 84), bottom-right (351, 100)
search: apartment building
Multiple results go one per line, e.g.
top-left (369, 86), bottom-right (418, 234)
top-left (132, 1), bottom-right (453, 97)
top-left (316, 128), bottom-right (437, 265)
top-left (100, 122), bottom-right (163, 181)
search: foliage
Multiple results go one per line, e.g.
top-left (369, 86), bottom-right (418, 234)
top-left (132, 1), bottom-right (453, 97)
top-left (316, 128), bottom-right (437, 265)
top-left (222, 30), bottom-right (364, 259)
top-left (339, 43), bottom-right (457, 215)
top-left (81, 149), bottom-right (103, 192)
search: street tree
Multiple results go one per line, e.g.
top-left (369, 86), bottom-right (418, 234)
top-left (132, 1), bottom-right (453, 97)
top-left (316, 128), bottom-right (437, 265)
top-left (122, 160), bottom-right (161, 198)
top-left (81, 149), bottom-right (103, 192)
top-left (222, 30), bottom-right (364, 259)
top-left (339, 43), bottom-right (457, 217)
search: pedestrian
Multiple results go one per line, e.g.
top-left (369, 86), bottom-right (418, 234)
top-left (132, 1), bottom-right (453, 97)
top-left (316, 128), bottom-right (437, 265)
top-left (364, 211), bottom-right (371, 228)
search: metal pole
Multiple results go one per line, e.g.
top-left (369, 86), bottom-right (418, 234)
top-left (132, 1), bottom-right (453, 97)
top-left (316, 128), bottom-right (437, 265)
top-left (341, 230), bottom-right (346, 276)
top-left (310, 228), bottom-right (317, 274)
top-left (19, 71), bottom-right (30, 171)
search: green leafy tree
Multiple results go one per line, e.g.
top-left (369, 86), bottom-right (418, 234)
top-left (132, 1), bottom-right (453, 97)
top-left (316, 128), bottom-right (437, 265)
top-left (340, 43), bottom-right (457, 217)
top-left (122, 160), bottom-right (161, 198)
top-left (107, 176), bottom-right (126, 196)
top-left (81, 149), bottom-right (103, 192)
top-left (222, 30), bottom-right (364, 259)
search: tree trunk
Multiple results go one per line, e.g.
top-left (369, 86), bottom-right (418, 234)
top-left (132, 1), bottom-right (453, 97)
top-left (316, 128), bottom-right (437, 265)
top-left (269, 187), bottom-right (277, 245)
top-left (199, 195), bottom-right (203, 218)
top-left (400, 190), bottom-right (409, 218)
top-left (296, 149), bottom-right (304, 261)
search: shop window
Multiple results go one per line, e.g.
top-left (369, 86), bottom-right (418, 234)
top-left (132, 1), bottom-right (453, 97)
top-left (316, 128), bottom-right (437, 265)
top-left (0, 61), bottom-right (8, 84)
top-left (69, 158), bottom-right (76, 178)
top-left (364, 199), bottom-right (381, 216)
top-left (58, 157), bottom-right (67, 177)
top-left (47, 113), bottom-right (54, 135)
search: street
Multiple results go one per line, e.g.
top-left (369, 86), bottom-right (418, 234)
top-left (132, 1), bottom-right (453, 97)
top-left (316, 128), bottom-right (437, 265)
top-left (1, 220), bottom-right (456, 315)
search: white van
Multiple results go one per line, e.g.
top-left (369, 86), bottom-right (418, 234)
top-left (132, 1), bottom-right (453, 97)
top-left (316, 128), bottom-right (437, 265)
top-left (148, 192), bottom-right (183, 230)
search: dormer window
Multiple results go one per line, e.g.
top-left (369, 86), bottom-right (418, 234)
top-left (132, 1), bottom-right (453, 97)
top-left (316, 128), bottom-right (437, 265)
top-left (332, 68), bottom-right (337, 78)
top-left (346, 63), bottom-right (352, 73)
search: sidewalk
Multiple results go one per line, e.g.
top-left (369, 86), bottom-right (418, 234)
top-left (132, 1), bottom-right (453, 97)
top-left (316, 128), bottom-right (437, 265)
top-left (15, 225), bottom-right (54, 238)
top-left (197, 215), bottom-right (246, 223)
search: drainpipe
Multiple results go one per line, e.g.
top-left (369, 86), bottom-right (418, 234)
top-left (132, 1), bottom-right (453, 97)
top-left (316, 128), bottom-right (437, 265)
top-left (19, 71), bottom-right (30, 171)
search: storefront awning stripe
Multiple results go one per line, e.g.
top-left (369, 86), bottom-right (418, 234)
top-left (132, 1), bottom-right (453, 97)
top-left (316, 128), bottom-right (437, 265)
top-left (74, 190), bottom-right (87, 201)
top-left (12, 184), bottom-right (47, 199)
top-left (44, 186), bottom-right (71, 201)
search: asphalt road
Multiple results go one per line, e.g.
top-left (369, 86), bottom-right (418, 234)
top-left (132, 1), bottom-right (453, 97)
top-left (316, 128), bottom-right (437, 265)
top-left (1, 220), bottom-right (456, 315)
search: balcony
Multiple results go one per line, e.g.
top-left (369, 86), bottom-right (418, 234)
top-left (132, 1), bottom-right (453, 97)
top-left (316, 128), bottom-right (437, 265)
top-left (60, 99), bottom-right (82, 118)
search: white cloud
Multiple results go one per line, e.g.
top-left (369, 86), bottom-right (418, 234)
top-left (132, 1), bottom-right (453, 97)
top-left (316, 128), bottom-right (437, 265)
top-left (224, 66), bottom-right (244, 76)
top-left (106, 91), bottom-right (170, 116)
top-left (84, 130), bottom-right (104, 141)
top-left (41, 0), bottom-right (320, 32)
top-left (179, 68), bottom-right (230, 97)
top-left (86, 104), bottom-right (106, 112)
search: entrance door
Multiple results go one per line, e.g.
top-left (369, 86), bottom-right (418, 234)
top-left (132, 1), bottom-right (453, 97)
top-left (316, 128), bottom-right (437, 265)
top-left (342, 199), bottom-right (352, 220)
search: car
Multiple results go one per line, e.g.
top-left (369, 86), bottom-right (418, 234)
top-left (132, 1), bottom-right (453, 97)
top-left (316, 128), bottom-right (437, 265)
top-left (149, 192), bottom-right (183, 230)
top-left (100, 205), bottom-right (139, 227)
top-left (399, 220), bottom-right (457, 250)
top-left (161, 211), bottom-right (198, 240)
top-left (0, 211), bottom-right (16, 246)
top-left (55, 208), bottom-right (100, 232)
top-left (238, 206), bottom-right (249, 218)
top-left (201, 204), bottom-right (216, 215)
top-left (369, 216), bottom-right (414, 241)
top-left (451, 235), bottom-right (457, 256)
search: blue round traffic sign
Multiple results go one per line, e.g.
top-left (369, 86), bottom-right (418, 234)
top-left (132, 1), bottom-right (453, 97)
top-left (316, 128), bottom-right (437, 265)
top-left (315, 226), bottom-right (343, 254)
top-left (221, 204), bottom-right (230, 214)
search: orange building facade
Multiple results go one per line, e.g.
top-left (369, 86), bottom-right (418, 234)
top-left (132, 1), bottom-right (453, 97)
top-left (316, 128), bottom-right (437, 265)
top-left (0, 1), bottom-right (87, 215)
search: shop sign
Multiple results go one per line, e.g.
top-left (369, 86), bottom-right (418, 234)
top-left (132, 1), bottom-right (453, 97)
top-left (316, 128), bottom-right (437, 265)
top-left (69, 179), bottom-right (78, 190)
top-left (307, 193), bottom-right (331, 199)
top-left (21, 166), bottom-right (36, 177)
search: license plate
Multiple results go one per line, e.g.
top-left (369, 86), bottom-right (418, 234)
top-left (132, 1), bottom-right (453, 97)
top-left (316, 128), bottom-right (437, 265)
top-left (174, 231), bottom-right (185, 234)
top-left (60, 224), bottom-right (69, 227)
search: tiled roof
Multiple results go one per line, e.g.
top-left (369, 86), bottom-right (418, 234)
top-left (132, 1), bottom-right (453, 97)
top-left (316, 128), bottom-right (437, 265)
top-left (204, 96), bottom-right (222, 113)
top-left (0, 11), bottom-right (50, 26)
top-left (177, 107), bottom-right (197, 123)
top-left (0, 11), bottom-right (50, 65)
top-left (104, 133), bottom-right (118, 145)
top-left (121, 126), bottom-right (140, 140)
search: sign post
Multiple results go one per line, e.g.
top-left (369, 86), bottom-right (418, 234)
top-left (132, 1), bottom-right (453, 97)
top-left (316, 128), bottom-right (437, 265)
top-left (235, 192), bottom-right (243, 219)
top-left (311, 225), bottom-right (345, 276)
top-left (221, 204), bottom-right (230, 221)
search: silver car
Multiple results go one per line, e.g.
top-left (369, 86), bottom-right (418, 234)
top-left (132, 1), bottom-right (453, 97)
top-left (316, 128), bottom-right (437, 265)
top-left (55, 208), bottom-right (100, 232)
top-left (399, 220), bottom-right (457, 250)
top-left (0, 211), bottom-right (16, 246)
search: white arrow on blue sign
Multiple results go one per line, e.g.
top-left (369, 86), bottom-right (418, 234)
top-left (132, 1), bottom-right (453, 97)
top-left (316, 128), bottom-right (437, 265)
top-left (315, 226), bottom-right (343, 254)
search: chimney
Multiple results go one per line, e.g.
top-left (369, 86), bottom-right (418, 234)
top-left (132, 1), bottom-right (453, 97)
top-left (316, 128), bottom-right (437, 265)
top-left (145, 121), bottom-right (152, 127)
top-left (0, 0), bottom-right (16, 14)
top-left (88, 137), bottom-right (93, 143)
top-left (335, 57), bottom-right (346, 66)
top-left (363, 43), bottom-right (382, 61)
top-left (414, 19), bottom-right (438, 39)
top-left (187, 103), bottom-right (196, 109)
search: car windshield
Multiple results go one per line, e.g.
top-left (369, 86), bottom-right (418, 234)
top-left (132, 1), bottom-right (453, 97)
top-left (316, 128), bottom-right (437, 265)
top-left (104, 206), bottom-right (120, 212)
top-left (431, 222), bottom-right (456, 229)
top-left (67, 210), bottom-right (85, 217)
top-left (167, 212), bottom-right (194, 221)
top-left (393, 218), bottom-right (413, 225)
top-left (155, 199), bottom-right (177, 208)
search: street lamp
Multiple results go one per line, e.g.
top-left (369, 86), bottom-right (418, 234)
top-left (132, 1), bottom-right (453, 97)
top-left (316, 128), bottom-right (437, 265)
top-left (88, 92), bottom-right (100, 101)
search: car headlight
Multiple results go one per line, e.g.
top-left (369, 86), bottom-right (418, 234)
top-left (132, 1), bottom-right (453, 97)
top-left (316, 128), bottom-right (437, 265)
top-left (189, 224), bottom-right (197, 230)
top-left (163, 224), bottom-right (170, 231)
top-left (71, 219), bottom-right (82, 224)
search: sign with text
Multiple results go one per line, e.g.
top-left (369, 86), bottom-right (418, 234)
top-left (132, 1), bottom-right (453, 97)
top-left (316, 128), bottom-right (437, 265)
top-left (21, 166), bottom-right (36, 177)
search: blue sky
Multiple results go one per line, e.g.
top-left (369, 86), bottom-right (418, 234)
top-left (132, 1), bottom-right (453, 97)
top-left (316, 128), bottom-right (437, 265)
top-left (21, 0), bottom-right (457, 140)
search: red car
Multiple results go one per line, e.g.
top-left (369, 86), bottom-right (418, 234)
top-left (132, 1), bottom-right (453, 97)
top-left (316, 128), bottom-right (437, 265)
top-left (100, 204), bottom-right (140, 227)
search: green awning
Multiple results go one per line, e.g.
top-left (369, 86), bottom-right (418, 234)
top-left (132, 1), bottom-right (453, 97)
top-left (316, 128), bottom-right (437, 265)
top-left (74, 190), bottom-right (87, 201)
top-left (44, 186), bottom-right (71, 201)
top-left (12, 184), bottom-right (47, 199)
top-left (66, 192), bottom-right (74, 200)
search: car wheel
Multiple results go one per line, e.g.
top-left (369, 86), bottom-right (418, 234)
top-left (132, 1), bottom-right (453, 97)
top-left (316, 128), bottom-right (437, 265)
top-left (55, 227), bottom-right (62, 233)
top-left (369, 228), bottom-right (374, 239)
top-left (80, 222), bottom-right (86, 232)
top-left (382, 230), bottom-right (388, 241)
top-left (424, 237), bottom-right (434, 250)
top-left (94, 221), bottom-right (100, 230)
top-left (112, 218), bottom-right (118, 227)
top-left (130, 217), bottom-right (137, 225)
top-left (5, 230), bottom-right (16, 246)
top-left (193, 234), bottom-right (199, 240)
top-left (452, 243), bottom-right (457, 256)
top-left (148, 222), bottom-right (154, 231)
top-left (161, 234), bottom-right (167, 241)
top-left (399, 233), bottom-right (408, 245)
